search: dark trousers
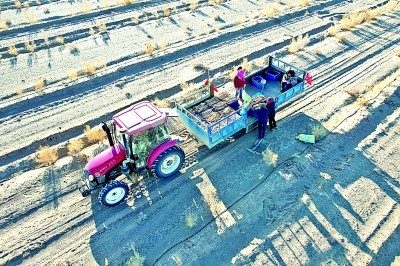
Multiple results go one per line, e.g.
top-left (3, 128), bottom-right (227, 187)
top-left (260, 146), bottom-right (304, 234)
top-left (258, 122), bottom-right (266, 139)
top-left (268, 114), bottom-right (276, 130)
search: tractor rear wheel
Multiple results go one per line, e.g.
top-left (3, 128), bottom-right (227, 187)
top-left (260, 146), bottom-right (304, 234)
top-left (151, 146), bottom-right (185, 178)
top-left (98, 180), bottom-right (129, 207)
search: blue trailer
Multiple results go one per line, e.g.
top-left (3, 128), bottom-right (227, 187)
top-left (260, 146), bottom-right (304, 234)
top-left (176, 56), bottom-right (307, 148)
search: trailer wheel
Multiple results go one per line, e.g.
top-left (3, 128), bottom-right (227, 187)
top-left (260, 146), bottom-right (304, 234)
top-left (151, 146), bottom-right (185, 178)
top-left (98, 180), bottom-right (129, 207)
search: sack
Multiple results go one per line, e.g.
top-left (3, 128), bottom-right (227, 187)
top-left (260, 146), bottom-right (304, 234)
top-left (295, 134), bottom-right (315, 144)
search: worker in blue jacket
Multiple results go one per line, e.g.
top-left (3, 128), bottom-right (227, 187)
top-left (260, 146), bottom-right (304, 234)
top-left (252, 103), bottom-right (269, 140)
top-left (266, 97), bottom-right (276, 130)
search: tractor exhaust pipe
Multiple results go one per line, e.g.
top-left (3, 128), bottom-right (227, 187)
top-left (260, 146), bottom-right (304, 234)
top-left (101, 122), bottom-right (114, 147)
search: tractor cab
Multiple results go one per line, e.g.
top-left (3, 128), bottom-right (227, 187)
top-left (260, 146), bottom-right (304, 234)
top-left (111, 101), bottom-right (170, 172)
top-left (79, 101), bottom-right (185, 207)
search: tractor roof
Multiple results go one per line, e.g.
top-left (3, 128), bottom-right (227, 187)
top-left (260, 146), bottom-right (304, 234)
top-left (113, 101), bottom-right (167, 135)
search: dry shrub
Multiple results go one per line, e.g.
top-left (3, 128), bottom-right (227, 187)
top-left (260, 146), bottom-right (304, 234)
top-left (192, 62), bottom-right (210, 71)
top-left (35, 0), bottom-right (41, 4)
top-left (313, 49), bottom-right (323, 55)
top-left (67, 69), bottom-right (78, 80)
top-left (262, 148), bottom-right (278, 166)
top-left (356, 96), bottom-right (369, 107)
top-left (8, 45), bottom-right (18, 56)
top-left (14, 0), bottom-right (22, 9)
top-left (41, 29), bottom-right (50, 46)
top-left (311, 124), bottom-right (327, 140)
top-left (203, 24), bottom-right (211, 35)
top-left (80, 2), bottom-right (91, 14)
top-left (189, 1), bottom-right (198, 11)
top-left (254, 58), bottom-right (266, 67)
top-left (88, 27), bottom-right (95, 35)
top-left (341, 12), bottom-right (366, 31)
top-left (236, 15), bottom-right (245, 25)
top-left (151, 10), bottom-right (159, 18)
top-left (84, 125), bottom-right (106, 144)
top-left (287, 34), bottom-right (310, 53)
top-left (0, 20), bottom-right (9, 30)
top-left (180, 81), bottom-right (195, 91)
top-left (227, 67), bottom-right (236, 81)
top-left (154, 98), bottom-right (171, 107)
top-left (145, 42), bottom-right (154, 55)
top-left (34, 78), bottom-right (45, 90)
top-left (101, 0), bottom-right (110, 8)
top-left (171, 254), bottom-right (182, 266)
top-left (67, 138), bottom-right (84, 155)
top-left (24, 11), bottom-right (38, 24)
top-left (24, 40), bottom-right (36, 53)
top-left (185, 212), bottom-right (199, 228)
top-left (327, 24), bottom-right (340, 36)
top-left (336, 34), bottom-right (346, 43)
top-left (163, 5), bottom-right (170, 17)
top-left (213, 14), bottom-right (221, 21)
top-left (396, 51), bottom-right (400, 57)
top-left (131, 16), bottom-right (139, 24)
top-left (215, 0), bottom-right (223, 4)
top-left (55, 36), bottom-right (64, 44)
top-left (84, 58), bottom-right (106, 76)
top-left (15, 87), bottom-right (24, 95)
top-left (241, 57), bottom-right (253, 72)
top-left (35, 145), bottom-right (59, 165)
top-left (22, 2), bottom-right (29, 8)
top-left (95, 19), bottom-right (107, 32)
top-left (262, 4), bottom-right (279, 18)
top-left (344, 87), bottom-right (360, 96)
top-left (156, 39), bottom-right (167, 50)
top-left (126, 243), bottom-right (145, 266)
top-left (117, 0), bottom-right (136, 5)
top-left (0, 54), bottom-right (2, 60)
top-left (298, 0), bottom-right (313, 6)
top-left (214, 24), bottom-right (221, 34)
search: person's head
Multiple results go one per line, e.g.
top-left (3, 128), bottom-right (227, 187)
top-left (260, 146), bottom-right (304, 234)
top-left (238, 66), bottom-right (243, 71)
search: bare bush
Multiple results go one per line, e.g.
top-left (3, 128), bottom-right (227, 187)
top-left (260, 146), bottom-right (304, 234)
top-left (262, 4), bottom-right (279, 18)
top-left (24, 40), bottom-right (35, 53)
top-left (67, 138), bottom-right (84, 155)
top-left (35, 145), bottom-right (59, 165)
top-left (67, 69), bottom-right (78, 80)
top-left (189, 1), bottom-right (198, 12)
top-left (253, 58), bottom-right (266, 67)
top-left (311, 124), bottom-right (327, 140)
top-left (287, 34), bottom-right (310, 53)
top-left (327, 24), bottom-right (340, 36)
top-left (145, 42), bottom-right (154, 55)
top-left (163, 5), bottom-right (170, 17)
top-left (55, 36), bottom-right (64, 44)
top-left (262, 149), bottom-right (278, 166)
top-left (84, 125), bottom-right (106, 144)
top-left (8, 45), bottom-right (18, 56)
top-left (185, 212), bottom-right (199, 228)
top-left (126, 243), bottom-right (145, 266)
top-left (34, 78), bottom-right (45, 91)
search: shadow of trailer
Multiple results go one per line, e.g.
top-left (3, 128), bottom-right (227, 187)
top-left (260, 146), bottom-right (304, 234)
top-left (176, 56), bottom-right (308, 149)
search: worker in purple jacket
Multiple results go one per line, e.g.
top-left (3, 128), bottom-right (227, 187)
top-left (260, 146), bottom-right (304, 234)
top-left (252, 103), bottom-right (269, 140)
top-left (266, 97), bottom-right (276, 130)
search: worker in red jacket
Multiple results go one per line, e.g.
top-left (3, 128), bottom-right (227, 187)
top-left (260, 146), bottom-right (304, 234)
top-left (234, 66), bottom-right (246, 101)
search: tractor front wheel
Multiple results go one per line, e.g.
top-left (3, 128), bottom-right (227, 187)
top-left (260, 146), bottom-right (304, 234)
top-left (151, 146), bottom-right (185, 178)
top-left (98, 180), bottom-right (129, 207)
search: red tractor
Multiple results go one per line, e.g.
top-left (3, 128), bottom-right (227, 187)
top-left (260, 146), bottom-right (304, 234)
top-left (78, 101), bottom-right (185, 207)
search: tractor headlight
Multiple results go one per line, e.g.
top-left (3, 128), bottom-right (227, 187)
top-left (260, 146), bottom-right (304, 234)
top-left (88, 174), bottom-right (95, 182)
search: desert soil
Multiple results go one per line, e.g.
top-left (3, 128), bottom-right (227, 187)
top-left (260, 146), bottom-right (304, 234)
top-left (0, 0), bottom-right (399, 265)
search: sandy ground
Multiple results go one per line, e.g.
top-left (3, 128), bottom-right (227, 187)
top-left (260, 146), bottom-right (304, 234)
top-left (0, 0), bottom-right (400, 265)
